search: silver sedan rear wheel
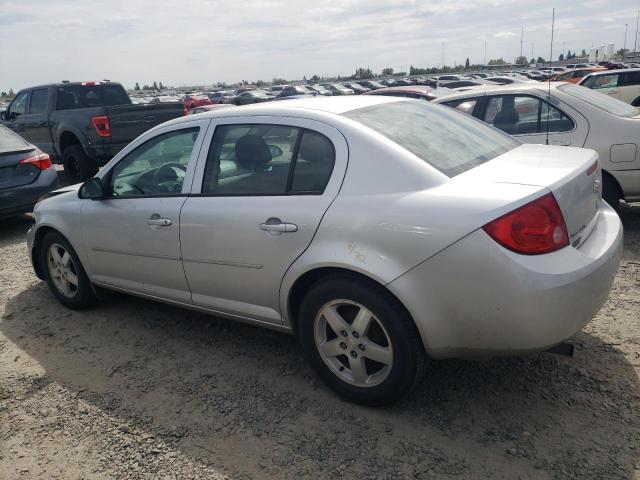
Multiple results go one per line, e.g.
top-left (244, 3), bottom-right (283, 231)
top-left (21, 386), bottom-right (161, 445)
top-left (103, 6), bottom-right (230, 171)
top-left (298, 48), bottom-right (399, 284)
top-left (314, 299), bottom-right (393, 388)
top-left (46, 243), bottom-right (79, 298)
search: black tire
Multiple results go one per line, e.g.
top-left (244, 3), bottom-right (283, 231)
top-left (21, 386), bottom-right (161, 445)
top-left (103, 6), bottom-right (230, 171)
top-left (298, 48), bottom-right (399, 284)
top-left (40, 231), bottom-right (97, 309)
top-left (62, 145), bottom-right (98, 182)
top-left (602, 174), bottom-right (621, 210)
top-left (298, 275), bottom-right (425, 406)
top-left (631, 97), bottom-right (640, 107)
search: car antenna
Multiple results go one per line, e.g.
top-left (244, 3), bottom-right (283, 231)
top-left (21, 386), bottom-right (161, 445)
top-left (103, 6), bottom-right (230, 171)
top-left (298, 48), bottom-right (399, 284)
top-left (546, 8), bottom-right (555, 145)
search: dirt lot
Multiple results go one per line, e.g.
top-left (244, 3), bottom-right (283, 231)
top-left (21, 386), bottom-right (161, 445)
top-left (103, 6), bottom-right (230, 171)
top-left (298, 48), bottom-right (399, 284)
top-left (0, 204), bottom-right (639, 480)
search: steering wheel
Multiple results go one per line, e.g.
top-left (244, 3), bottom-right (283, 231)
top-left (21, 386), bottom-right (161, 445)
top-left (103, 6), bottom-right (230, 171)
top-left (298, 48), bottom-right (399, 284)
top-left (152, 162), bottom-right (187, 184)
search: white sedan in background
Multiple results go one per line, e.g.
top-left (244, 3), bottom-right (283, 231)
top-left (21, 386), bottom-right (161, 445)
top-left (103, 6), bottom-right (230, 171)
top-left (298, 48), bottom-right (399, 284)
top-left (434, 82), bottom-right (640, 207)
top-left (27, 97), bottom-right (622, 405)
top-left (578, 68), bottom-right (640, 106)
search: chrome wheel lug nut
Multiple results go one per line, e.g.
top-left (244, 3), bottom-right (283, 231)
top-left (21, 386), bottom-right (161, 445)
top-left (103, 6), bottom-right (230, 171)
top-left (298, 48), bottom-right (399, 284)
top-left (358, 344), bottom-right (365, 351)
top-left (352, 331), bottom-right (359, 338)
top-left (350, 350), bottom-right (358, 358)
top-left (340, 330), bottom-right (348, 337)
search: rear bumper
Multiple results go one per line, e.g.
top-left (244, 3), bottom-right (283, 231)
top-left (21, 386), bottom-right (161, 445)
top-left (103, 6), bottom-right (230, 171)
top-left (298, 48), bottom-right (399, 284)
top-left (0, 168), bottom-right (59, 218)
top-left (387, 200), bottom-right (623, 359)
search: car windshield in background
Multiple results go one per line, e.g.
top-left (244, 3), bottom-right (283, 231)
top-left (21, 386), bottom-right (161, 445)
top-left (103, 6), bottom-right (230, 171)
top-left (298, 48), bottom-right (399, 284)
top-left (56, 84), bottom-right (131, 110)
top-left (0, 125), bottom-right (33, 154)
top-left (343, 101), bottom-right (520, 177)
top-left (559, 83), bottom-right (640, 118)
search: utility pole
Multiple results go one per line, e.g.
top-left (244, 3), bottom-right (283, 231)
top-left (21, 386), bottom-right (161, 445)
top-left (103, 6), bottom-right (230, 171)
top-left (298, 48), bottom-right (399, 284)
top-left (520, 27), bottom-right (523, 58)
top-left (562, 41), bottom-right (565, 59)
top-left (624, 23), bottom-right (628, 52)
top-left (484, 39), bottom-right (487, 65)
top-left (442, 41), bottom-right (445, 70)
top-left (635, 9), bottom-right (639, 54)
top-left (531, 42), bottom-right (534, 61)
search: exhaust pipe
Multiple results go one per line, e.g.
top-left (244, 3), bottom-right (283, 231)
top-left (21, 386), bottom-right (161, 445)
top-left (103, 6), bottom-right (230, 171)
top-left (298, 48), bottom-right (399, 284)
top-left (545, 342), bottom-right (574, 357)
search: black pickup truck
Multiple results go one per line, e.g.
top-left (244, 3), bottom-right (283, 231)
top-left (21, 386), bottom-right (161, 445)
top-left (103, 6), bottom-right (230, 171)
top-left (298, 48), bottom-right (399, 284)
top-left (0, 81), bottom-right (185, 181)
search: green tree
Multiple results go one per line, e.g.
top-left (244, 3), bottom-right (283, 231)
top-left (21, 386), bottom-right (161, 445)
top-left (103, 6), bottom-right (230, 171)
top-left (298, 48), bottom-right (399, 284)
top-left (558, 53), bottom-right (564, 61)
top-left (487, 58), bottom-right (506, 65)
top-left (159, 81), bottom-right (164, 90)
top-left (381, 67), bottom-right (394, 76)
top-left (310, 74), bottom-right (320, 82)
top-left (530, 58), bottom-right (536, 64)
top-left (134, 82), bottom-right (140, 90)
top-left (9, 88), bottom-right (14, 95)
top-left (152, 81), bottom-right (158, 90)
top-left (580, 49), bottom-right (587, 57)
top-left (272, 77), bottom-right (288, 85)
top-left (465, 57), bottom-right (470, 69)
top-left (255, 80), bottom-right (266, 87)
top-left (515, 56), bottom-right (528, 65)
top-left (536, 56), bottom-right (546, 64)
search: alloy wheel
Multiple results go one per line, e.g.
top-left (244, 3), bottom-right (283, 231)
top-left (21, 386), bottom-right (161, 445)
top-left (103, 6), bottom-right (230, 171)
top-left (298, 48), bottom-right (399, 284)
top-left (47, 243), bottom-right (79, 298)
top-left (314, 299), bottom-right (393, 387)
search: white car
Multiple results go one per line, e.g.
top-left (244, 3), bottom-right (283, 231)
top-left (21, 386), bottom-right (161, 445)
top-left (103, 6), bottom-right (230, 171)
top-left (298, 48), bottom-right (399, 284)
top-left (27, 96), bottom-right (622, 405)
top-left (578, 68), bottom-right (640, 106)
top-left (433, 82), bottom-right (640, 206)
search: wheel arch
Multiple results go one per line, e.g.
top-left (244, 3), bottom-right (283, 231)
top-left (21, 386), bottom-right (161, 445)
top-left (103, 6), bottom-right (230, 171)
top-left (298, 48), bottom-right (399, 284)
top-left (285, 266), bottom-right (425, 348)
top-left (631, 96), bottom-right (640, 107)
top-left (602, 169), bottom-right (624, 202)
top-left (31, 225), bottom-right (86, 281)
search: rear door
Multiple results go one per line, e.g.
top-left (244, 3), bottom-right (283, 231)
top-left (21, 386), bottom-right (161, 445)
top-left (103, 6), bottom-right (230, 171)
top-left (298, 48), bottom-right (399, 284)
top-left (478, 93), bottom-right (587, 147)
top-left (581, 73), bottom-right (621, 100)
top-left (618, 71), bottom-right (640, 105)
top-left (22, 88), bottom-right (53, 152)
top-left (180, 117), bottom-right (348, 324)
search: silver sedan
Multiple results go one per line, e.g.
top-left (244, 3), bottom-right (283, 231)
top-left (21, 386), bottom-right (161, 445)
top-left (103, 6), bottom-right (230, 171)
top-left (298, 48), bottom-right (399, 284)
top-left (27, 96), bottom-right (622, 405)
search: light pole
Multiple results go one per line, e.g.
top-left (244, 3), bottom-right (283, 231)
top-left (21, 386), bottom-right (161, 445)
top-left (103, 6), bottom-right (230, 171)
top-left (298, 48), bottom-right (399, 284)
top-left (484, 39), bottom-right (487, 65)
top-left (442, 41), bottom-right (445, 70)
top-left (520, 27), bottom-right (523, 59)
top-left (635, 9), bottom-right (639, 54)
top-left (624, 23), bottom-right (628, 53)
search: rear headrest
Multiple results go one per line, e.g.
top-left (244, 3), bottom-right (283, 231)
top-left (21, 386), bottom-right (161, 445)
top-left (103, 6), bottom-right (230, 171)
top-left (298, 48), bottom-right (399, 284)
top-left (235, 135), bottom-right (272, 170)
top-left (299, 132), bottom-right (332, 163)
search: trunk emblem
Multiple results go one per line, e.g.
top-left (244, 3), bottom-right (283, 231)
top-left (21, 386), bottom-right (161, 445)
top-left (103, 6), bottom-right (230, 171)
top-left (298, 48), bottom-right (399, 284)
top-left (593, 179), bottom-right (601, 193)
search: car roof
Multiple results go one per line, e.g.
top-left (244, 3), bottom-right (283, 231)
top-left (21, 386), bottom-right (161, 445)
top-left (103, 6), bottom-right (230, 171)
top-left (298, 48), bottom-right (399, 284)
top-left (161, 95), bottom-right (403, 127)
top-left (584, 67), bottom-right (640, 76)
top-left (366, 86), bottom-right (436, 94)
top-left (431, 82), bottom-right (567, 102)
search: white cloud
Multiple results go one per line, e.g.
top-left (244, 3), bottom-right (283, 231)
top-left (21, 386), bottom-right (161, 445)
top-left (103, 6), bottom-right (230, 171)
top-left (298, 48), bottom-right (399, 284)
top-left (0, 0), bottom-right (638, 91)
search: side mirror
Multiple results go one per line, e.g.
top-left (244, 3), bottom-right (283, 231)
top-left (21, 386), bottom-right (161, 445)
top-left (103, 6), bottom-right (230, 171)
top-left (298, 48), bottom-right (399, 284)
top-left (0, 111), bottom-right (6, 121)
top-left (78, 177), bottom-right (106, 200)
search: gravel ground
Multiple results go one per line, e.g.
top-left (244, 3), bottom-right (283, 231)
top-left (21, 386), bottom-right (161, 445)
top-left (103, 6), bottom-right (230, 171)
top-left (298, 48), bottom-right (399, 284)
top-left (1, 203), bottom-right (639, 480)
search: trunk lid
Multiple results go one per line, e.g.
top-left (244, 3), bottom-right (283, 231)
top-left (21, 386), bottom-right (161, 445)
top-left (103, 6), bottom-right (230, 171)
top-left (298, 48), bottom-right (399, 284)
top-left (105, 103), bottom-right (185, 144)
top-left (0, 148), bottom-right (41, 190)
top-left (461, 144), bottom-right (601, 248)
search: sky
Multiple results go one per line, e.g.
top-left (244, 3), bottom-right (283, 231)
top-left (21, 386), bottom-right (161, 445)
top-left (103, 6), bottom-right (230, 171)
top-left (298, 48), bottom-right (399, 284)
top-left (0, 0), bottom-right (638, 92)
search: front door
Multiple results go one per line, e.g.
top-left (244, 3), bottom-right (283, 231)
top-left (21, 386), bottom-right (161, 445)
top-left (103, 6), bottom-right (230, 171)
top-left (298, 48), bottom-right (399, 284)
top-left (81, 122), bottom-right (207, 303)
top-left (180, 118), bottom-right (347, 324)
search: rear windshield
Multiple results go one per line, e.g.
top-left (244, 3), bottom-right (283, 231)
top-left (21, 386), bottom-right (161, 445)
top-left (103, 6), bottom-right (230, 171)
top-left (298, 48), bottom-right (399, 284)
top-left (0, 125), bottom-right (32, 154)
top-left (343, 101), bottom-right (520, 177)
top-left (559, 83), bottom-right (639, 117)
top-left (56, 84), bottom-right (131, 110)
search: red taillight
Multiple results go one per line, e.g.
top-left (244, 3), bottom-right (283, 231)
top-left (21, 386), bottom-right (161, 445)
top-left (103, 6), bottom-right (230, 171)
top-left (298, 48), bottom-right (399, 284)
top-left (19, 152), bottom-right (52, 170)
top-left (91, 115), bottom-right (111, 137)
top-left (483, 193), bottom-right (569, 255)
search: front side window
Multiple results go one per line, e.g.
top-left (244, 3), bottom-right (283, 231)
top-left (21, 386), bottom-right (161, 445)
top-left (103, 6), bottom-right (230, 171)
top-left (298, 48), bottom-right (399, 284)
top-left (30, 89), bottom-right (49, 114)
top-left (343, 101), bottom-right (520, 177)
top-left (581, 74), bottom-right (619, 90)
top-left (442, 98), bottom-right (478, 115)
top-left (483, 95), bottom-right (574, 135)
top-left (202, 124), bottom-right (335, 195)
top-left (10, 92), bottom-right (29, 116)
top-left (110, 127), bottom-right (199, 197)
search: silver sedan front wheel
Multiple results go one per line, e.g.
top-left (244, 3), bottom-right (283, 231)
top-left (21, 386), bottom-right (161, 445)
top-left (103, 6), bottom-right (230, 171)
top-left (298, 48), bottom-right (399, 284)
top-left (46, 243), bottom-right (79, 298)
top-left (314, 299), bottom-right (393, 388)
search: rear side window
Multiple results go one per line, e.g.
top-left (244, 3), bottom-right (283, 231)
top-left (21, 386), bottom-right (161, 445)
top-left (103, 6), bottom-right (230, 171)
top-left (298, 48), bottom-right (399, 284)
top-left (483, 95), bottom-right (574, 135)
top-left (202, 124), bottom-right (335, 195)
top-left (343, 101), bottom-right (520, 177)
top-left (56, 84), bottom-right (130, 110)
top-left (620, 71), bottom-right (640, 86)
top-left (441, 98), bottom-right (478, 115)
top-left (581, 74), bottom-right (619, 90)
top-left (29, 89), bottom-right (49, 114)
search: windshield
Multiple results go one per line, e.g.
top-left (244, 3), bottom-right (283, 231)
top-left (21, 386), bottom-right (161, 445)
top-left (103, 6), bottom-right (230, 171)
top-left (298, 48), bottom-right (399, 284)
top-left (559, 83), bottom-right (639, 117)
top-left (343, 101), bottom-right (520, 177)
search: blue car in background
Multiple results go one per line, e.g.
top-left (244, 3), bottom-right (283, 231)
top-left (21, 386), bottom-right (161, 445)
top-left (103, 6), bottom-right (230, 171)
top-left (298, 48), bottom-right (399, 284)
top-left (0, 125), bottom-right (58, 219)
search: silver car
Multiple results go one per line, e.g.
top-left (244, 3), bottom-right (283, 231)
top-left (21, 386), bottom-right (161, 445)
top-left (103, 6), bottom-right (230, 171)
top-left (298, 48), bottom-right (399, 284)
top-left (27, 96), bottom-right (622, 405)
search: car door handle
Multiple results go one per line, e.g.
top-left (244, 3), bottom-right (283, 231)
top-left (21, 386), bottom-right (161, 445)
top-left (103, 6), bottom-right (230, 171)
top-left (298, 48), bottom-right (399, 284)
top-left (146, 217), bottom-right (172, 226)
top-left (607, 90), bottom-right (618, 94)
top-left (259, 220), bottom-right (298, 233)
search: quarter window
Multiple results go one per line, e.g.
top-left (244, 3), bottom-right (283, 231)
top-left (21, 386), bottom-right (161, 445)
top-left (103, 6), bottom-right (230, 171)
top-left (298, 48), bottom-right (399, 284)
top-left (620, 71), bottom-right (640, 86)
top-left (10, 92), bottom-right (29, 116)
top-left (482, 95), bottom-right (574, 135)
top-left (582, 74), bottom-right (619, 90)
top-left (110, 127), bottom-right (199, 197)
top-left (202, 124), bottom-right (335, 195)
top-left (442, 98), bottom-right (478, 115)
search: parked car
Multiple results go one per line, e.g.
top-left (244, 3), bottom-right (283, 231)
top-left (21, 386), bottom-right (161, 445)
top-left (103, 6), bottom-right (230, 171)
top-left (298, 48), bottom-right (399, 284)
top-left (308, 85), bottom-right (333, 96)
top-left (484, 76), bottom-right (533, 85)
top-left (234, 89), bottom-right (275, 105)
top-left (578, 68), bottom-right (640, 106)
top-left (363, 86), bottom-right (454, 101)
top-left (434, 82), bottom-right (640, 206)
top-left (0, 81), bottom-right (185, 181)
top-left (549, 67), bottom-right (606, 84)
top-left (0, 125), bottom-right (58, 218)
top-left (189, 104), bottom-right (236, 115)
top-left (342, 83), bottom-right (370, 94)
top-left (27, 96), bottom-right (621, 405)
top-left (183, 94), bottom-right (211, 109)
top-left (325, 84), bottom-right (354, 95)
top-left (439, 80), bottom-right (484, 89)
top-left (357, 80), bottom-right (386, 90)
top-left (278, 85), bottom-right (317, 98)
top-left (269, 85), bottom-right (289, 94)
top-left (208, 91), bottom-right (236, 104)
